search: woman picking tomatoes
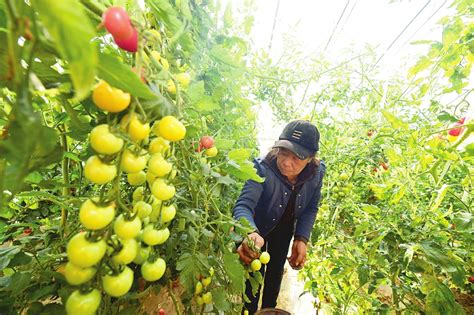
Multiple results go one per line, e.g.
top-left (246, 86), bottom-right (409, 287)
top-left (233, 120), bottom-right (326, 314)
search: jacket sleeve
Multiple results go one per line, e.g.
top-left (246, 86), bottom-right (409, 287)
top-left (232, 161), bottom-right (265, 233)
top-left (294, 161), bottom-right (326, 243)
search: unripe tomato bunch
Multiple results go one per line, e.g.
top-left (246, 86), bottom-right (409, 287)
top-left (194, 267), bottom-right (215, 306)
top-left (331, 172), bottom-right (354, 199)
top-left (67, 86), bottom-right (186, 312)
top-left (64, 11), bottom-right (190, 308)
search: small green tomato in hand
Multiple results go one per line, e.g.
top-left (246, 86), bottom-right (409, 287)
top-left (259, 251), bottom-right (270, 264)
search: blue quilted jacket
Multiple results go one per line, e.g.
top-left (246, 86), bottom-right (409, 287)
top-left (232, 157), bottom-right (326, 242)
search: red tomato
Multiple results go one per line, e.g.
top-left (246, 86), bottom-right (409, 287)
top-left (103, 7), bottom-right (133, 40)
top-left (200, 136), bottom-right (215, 149)
top-left (23, 228), bottom-right (32, 235)
top-left (468, 276), bottom-right (474, 283)
top-left (367, 130), bottom-right (374, 137)
top-left (114, 27), bottom-right (138, 52)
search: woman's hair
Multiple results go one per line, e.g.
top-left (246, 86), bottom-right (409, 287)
top-left (265, 148), bottom-right (320, 167)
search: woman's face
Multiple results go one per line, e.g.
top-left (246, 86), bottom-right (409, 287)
top-left (276, 148), bottom-right (310, 180)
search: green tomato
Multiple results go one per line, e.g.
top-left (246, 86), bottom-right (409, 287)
top-left (259, 252), bottom-right (270, 264)
top-left (111, 238), bottom-right (138, 265)
top-left (114, 214), bottom-right (142, 239)
top-left (65, 262), bottom-right (96, 286)
top-left (84, 155), bottom-right (117, 184)
top-left (133, 246), bottom-right (151, 265)
top-left (149, 198), bottom-right (162, 222)
top-left (160, 205), bottom-right (176, 223)
top-left (202, 292), bottom-right (212, 304)
top-left (339, 173), bottom-right (349, 181)
top-left (127, 171), bottom-right (147, 186)
top-left (89, 124), bottom-right (123, 155)
top-left (121, 149), bottom-right (147, 173)
top-left (148, 153), bottom-right (172, 177)
top-left (151, 178), bottom-right (175, 201)
top-left (67, 232), bottom-right (106, 268)
top-left (250, 259), bottom-right (261, 272)
top-left (202, 276), bottom-right (211, 287)
top-left (195, 281), bottom-right (203, 295)
top-left (66, 289), bottom-right (101, 315)
top-left (196, 296), bottom-right (204, 305)
top-left (79, 198), bottom-right (115, 230)
top-left (142, 225), bottom-right (169, 246)
top-left (132, 187), bottom-right (145, 202)
top-left (134, 201), bottom-right (152, 219)
top-left (141, 258), bottom-right (166, 281)
top-left (102, 266), bottom-right (134, 297)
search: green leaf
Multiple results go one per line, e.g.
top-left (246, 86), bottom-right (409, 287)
top-left (196, 95), bottom-right (219, 112)
top-left (0, 246), bottom-right (21, 269)
top-left (424, 278), bottom-right (465, 314)
top-left (381, 110), bottom-right (409, 130)
top-left (8, 251), bottom-right (32, 267)
top-left (222, 251), bottom-right (245, 292)
top-left (360, 204), bottom-right (380, 215)
top-left (8, 271), bottom-right (31, 295)
top-left (33, 0), bottom-right (97, 101)
top-left (186, 81), bottom-right (206, 103)
top-left (147, 0), bottom-right (182, 34)
top-left (357, 265), bottom-right (369, 285)
top-left (213, 288), bottom-right (231, 311)
top-left (30, 284), bottom-right (56, 301)
top-left (97, 53), bottom-right (155, 99)
top-left (178, 0), bottom-right (192, 20)
top-left (228, 149), bottom-right (251, 161)
top-left (430, 184), bottom-right (449, 212)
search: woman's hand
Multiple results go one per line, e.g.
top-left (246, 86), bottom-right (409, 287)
top-left (237, 232), bottom-right (264, 265)
top-left (288, 240), bottom-right (307, 270)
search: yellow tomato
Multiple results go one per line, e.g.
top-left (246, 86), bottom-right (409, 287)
top-left (89, 124), bottom-right (124, 155)
top-left (127, 171), bottom-right (147, 186)
top-left (176, 73), bottom-right (191, 88)
top-left (447, 134), bottom-right (458, 143)
top-left (146, 171), bottom-right (158, 186)
top-left (121, 113), bottom-right (150, 142)
top-left (84, 155), bottom-right (117, 184)
top-left (151, 178), bottom-right (176, 201)
top-left (79, 198), bottom-right (115, 230)
top-left (166, 79), bottom-right (176, 94)
top-left (205, 147), bottom-right (218, 157)
top-left (121, 149), bottom-right (147, 173)
top-left (111, 238), bottom-right (138, 265)
top-left (160, 205), bottom-right (176, 223)
top-left (148, 153), bottom-right (172, 177)
top-left (92, 80), bottom-right (130, 113)
top-left (157, 116), bottom-right (186, 142)
top-left (148, 136), bottom-right (170, 154)
top-left (160, 57), bottom-right (170, 71)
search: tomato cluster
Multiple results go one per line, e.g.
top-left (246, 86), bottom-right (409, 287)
top-left (196, 135), bottom-right (218, 157)
top-left (193, 267), bottom-right (215, 306)
top-left (332, 172), bottom-right (354, 199)
top-left (66, 64), bottom-right (187, 314)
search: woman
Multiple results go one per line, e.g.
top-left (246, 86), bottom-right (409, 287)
top-left (233, 120), bottom-right (326, 314)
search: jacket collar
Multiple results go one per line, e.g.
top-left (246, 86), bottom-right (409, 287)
top-left (262, 154), bottom-right (317, 188)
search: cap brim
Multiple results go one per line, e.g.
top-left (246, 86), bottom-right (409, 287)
top-left (273, 140), bottom-right (313, 160)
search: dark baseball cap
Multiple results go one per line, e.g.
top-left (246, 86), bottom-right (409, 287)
top-left (273, 120), bottom-right (320, 160)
